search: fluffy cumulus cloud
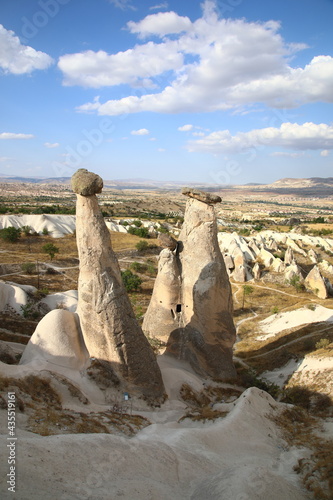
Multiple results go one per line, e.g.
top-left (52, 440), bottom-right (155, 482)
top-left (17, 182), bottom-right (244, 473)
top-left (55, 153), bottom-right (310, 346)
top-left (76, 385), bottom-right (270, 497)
top-left (127, 11), bottom-right (192, 38)
top-left (0, 132), bottom-right (34, 139)
top-left (60, 1), bottom-right (333, 115)
top-left (131, 128), bottom-right (150, 135)
top-left (187, 123), bottom-right (333, 154)
top-left (0, 25), bottom-right (53, 74)
top-left (178, 124), bottom-right (193, 132)
top-left (59, 42), bottom-right (183, 88)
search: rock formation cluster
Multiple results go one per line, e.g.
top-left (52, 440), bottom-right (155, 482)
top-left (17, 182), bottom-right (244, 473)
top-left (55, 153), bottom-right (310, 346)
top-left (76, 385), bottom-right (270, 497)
top-left (219, 230), bottom-right (333, 298)
top-left (143, 188), bottom-right (237, 380)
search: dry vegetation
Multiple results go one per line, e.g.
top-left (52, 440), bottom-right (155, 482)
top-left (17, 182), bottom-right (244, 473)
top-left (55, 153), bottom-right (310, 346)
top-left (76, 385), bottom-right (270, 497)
top-left (178, 382), bottom-right (242, 422)
top-left (271, 406), bottom-right (333, 500)
top-left (0, 374), bottom-right (150, 437)
top-left (233, 280), bottom-right (333, 374)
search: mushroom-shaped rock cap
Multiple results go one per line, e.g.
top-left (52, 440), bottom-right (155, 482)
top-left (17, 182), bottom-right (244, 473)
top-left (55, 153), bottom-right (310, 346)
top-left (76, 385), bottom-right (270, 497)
top-left (71, 169), bottom-right (103, 196)
top-left (158, 232), bottom-right (178, 251)
top-left (182, 187), bottom-right (222, 204)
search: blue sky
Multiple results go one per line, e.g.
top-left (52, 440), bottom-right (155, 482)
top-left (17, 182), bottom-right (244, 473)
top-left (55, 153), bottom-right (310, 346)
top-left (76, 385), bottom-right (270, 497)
top-left (0, 0), bottom-right (332, 185)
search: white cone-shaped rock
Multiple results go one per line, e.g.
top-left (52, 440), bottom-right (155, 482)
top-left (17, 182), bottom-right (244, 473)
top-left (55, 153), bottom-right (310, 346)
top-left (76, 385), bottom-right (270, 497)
top-left (143, 190), bottom-right (236, 380)
top-left (319, 260), bottom-right (333, 276)
top-left (271, 257), bottom-right (285, 273)
top-left (72, 169), bottom-right (165, 400)
top-left (223, 254), bottom-right (235, 275)
top-left (285, 261), bottom-right (303, 282)
top-left (20, 309), bottom-right (89, 370)
top-left (253, 262), bottom-right (261, 280)
top-left (305, 266), bottom-right (329, 299)
top-left (308, 248), bottom-right (318, 264)
top-left (259, 248), bottom-right (275, 268)
top-left (284, 247), bottom-right (294, 265)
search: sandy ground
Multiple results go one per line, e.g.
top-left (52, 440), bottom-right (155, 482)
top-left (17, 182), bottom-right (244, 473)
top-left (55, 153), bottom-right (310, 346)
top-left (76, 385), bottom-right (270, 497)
top-left (0, 354), bottom-right (314, 500)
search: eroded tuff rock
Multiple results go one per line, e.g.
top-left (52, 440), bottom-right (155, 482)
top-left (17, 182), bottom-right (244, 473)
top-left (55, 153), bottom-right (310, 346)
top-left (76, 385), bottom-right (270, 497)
top-left (305, 266), bottom-right (329, 299)
top-left (182, 187), bottom-right (222, 204)
top-left (72, 168), bottom-right (103, 196)
top-left (253, 262), bottom-right (261, 280)
top-left (72, 169), bottom-right (165, 400)
top-left (158, 233), bottom-right (178, 251)
top-left (143, 193), bottom-right (236, 380)
top-left (20, 309), bottom-right (89, 370)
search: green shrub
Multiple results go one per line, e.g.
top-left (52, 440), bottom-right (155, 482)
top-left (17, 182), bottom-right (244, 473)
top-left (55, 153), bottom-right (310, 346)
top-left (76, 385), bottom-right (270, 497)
top-left (42, 243), bottom-right (59, 260)
top-left (157, 226), bottom-right (169, 234)
top-left (287, 275), bottom-right (305, 292)
top-left (136, 240), bottom-right (149, 253)
top-left (0, 226), bottom-right (21, 242)
top-left (121, 270), bottom-right (142, 292)
top-left (128, 226), bottom-right (150, 238)
top-left (42, 227), bottom-right (49, 235)
top-left (21, 225), bottom-right (32, 236)
top-left (132, 220), bottom-right (142, 227)
top-left (271, 306), bottom-right (279, 314)
top-left (21, 262), bottom-right (36, 274)
top-left (34, 288), bottom-right (49, 299)
top-left (130, 262), bottom-right (147, 273)
top-left (20, 303), bottom-right (40, 320)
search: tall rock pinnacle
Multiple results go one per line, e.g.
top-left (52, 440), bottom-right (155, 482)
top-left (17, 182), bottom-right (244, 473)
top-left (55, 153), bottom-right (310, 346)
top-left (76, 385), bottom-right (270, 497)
top-left (72, 169), bottom-right (165, 400)
top-left (143, 188), bottom-right (236, 380)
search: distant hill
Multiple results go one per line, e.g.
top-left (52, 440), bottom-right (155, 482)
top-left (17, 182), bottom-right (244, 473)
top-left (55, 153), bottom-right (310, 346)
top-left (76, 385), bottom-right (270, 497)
top-left (0, 175), bottom-right (219, 191)
top-left (243, 177), bottom-right (333, 197)
top-left (0, 175), bottom-right (332, 197)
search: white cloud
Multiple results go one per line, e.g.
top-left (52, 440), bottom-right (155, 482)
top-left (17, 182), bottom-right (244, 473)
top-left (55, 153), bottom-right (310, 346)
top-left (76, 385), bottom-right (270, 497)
top-left (67, 1), bottom-right (333, 115)
top-left (0, 132), bottom-right (34, 140)
top-left (270, 152), bottom-right (305, 158)
top-left (192, 131), bottom-right (205, 137)
top-left (0, 24), bottom-right (53, 75)
top-left (149, 137), bottom-right (157, 141)
top-left (321, 149), bottom-right (330, 157)
top-left (178, 124), bottom-right (193, 132)
top-left (131, 128), bottom-right (150, 135)
top-left (127, 11), bottom-right (191, 38)
top-left (44, 142), bottom-right (60, 148)
top-left (108, 0), bottom-right (136, 11)
top-left (187, 122), bottom-right (333, 154)
top-left (0, 156), bottom-right (12, 161)
top-left (59, 42), bottom-right (183, 88)
top-left (149, 3), bottom-right (169, 10)
top-left (158, 148), bottom-right (166, 152)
